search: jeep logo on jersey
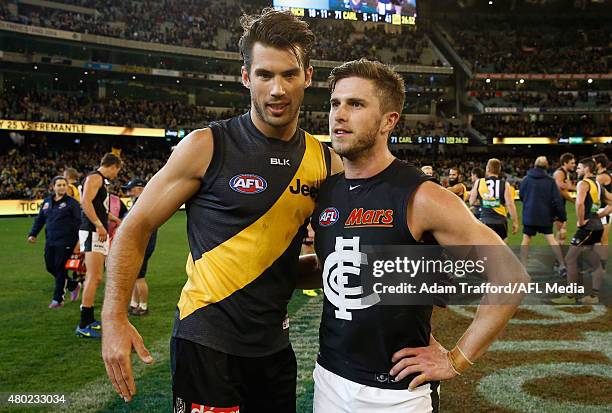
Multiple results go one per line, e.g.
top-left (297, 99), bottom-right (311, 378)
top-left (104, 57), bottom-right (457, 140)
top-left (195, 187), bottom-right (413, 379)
top-left (322, 236), bottom-right (380, 321)
top-left (319, 207), bottom-right (339, 227)
top-left (229, 174), bottom-right (267, 194)
top-left (289, 178), bottom-right (318, 198)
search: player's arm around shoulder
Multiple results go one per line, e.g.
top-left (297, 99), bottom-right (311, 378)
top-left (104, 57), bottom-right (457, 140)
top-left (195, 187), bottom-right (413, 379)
top-left (389, 181), bottom-right (529, 389)
top-left (102, 128), bottom-right (213, 403)
top-left (329, 147), bottom-right (344, 175)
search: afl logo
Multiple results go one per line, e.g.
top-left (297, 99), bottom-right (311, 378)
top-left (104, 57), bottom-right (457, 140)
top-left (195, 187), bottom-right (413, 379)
top-left (229, 174), bottom-right (267, 194)
top-left (319, 207), bottom-right (339, 227)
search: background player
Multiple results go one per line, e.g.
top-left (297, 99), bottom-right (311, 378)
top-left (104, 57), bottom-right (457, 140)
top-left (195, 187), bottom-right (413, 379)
top-left (76, 153), bottom-right (122, 338)
top-left (469, 158), bottom-right (519, 242)
top-left (552, 158), bottom-right (611, 305)
top-left (554, 152), bottom-right (576, 244)
top-left (445, 166), bottom-right (468, 202)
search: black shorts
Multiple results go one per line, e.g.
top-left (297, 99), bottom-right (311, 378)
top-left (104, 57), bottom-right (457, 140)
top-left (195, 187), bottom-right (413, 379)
top-left (486, 222), bottom-right (508, 240)
top-left (138, 254), bottom-right (152, 278)
top-left (171, 337), bottom-right (296, 413)
top-left (571, 228), bottom-right (604, 246)
top-left (523, 225), bottom-right (553, 236)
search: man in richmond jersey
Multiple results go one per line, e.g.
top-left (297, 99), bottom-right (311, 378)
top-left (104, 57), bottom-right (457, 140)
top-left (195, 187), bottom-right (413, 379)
top-left (469, 158), bottom-right (519, 242)
top-left (102, 9), bottom-right (341, 411)
top-left (553, 152), bottom-right (577, 244)
top-left (552, 157), bottom-right (612, 305)
top-left (445, 166), bottom-right (469, 202)
top-left (305, 59), bottom-right (528, 412)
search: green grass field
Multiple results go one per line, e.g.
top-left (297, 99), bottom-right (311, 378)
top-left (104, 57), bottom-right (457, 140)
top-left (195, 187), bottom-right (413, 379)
top-left (0, 206), bottom-right (610, 412)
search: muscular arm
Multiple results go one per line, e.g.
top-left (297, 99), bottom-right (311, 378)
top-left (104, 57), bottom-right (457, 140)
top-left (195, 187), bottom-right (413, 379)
top-left (391, 182), bottom-right (529, 387)
top-left (598, 188), bottom-right (612, 217)
top-left (575, 181), bottom-right (588, 227)
top-left (329, 147), bottom-right (344, 175)
top-left (469, 181), bottom-right (479, 206)
top-left (102, 129), bottom-right (213, 401)
top-left (447, 184), bottom-right (463, 197)
top-left (296, 254), bottom-right (323, 289)
top-left (81, 174), bottom-right (104, 227)
top-left (505, 182), bottom-right (519, 224)
top-left (554, 170), bottom-right (575, 203)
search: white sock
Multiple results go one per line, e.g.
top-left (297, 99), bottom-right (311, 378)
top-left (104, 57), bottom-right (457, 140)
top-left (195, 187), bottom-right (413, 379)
top-left (139, 303), bottom-right (148, 310)
top-left (130, 300), bottom-right (138, 308)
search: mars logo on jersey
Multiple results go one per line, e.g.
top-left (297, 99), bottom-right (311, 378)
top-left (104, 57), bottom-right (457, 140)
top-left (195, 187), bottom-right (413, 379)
top-left (191, 404), bottom-right (239, 413)
top-left (345, 208), bottom-right (394, 227)
top-left (229, 174), bottom-right (267, 194)
top-left (319, 207), bottom-right (339, 226)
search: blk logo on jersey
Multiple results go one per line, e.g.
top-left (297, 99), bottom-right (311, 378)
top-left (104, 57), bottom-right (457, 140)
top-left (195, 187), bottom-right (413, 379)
top-left (322, 237), bottom-right (380, 321)
top-left (345, 208), bottom-right (394, 227)
top-left (190, 404), bottom-right (240, 413)
top-left (229, 174), bottom-right (267, 194)
top-left (319, 207), bottom-right (339, 226)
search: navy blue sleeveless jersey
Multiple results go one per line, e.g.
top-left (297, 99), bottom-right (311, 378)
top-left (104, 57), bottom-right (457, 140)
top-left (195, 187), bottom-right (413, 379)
top-left (80, 171), bottom-right (109, 231)
top-left (312, 159), bottom-right (435, 390)
top-left (172, 112), bottom-right (331, 357)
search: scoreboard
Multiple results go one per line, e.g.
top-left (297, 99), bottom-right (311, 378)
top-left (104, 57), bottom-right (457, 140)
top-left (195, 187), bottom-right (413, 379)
top-left (274, 0), bottom-right (416, 25)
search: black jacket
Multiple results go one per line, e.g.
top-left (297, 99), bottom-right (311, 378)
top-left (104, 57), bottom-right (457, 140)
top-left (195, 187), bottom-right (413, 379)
top-left (519, 167), bottom-right (566, 226)
top-left (29, 194), bottom-right (81, 247)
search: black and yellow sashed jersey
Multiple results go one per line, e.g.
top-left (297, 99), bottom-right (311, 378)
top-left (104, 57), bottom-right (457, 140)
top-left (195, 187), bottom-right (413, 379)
top-left (172, 113), bottom-right (331, 356)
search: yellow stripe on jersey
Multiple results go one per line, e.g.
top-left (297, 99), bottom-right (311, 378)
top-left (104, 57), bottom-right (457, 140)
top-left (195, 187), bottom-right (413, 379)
top-left (586, 179), bottom-right (601, 212)
top-left (178, 133), bottom-right (328, 320)
top-left (478, 178), bottom-right (507, 217)
top-left (460, 183), bottom-right (469, 202)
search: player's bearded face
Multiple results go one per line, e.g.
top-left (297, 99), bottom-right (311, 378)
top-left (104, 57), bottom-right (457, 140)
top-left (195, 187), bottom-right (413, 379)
top-left (244, 43), bottom-right (311, 130)
top-left (329, 77), bottom-right (385, 160)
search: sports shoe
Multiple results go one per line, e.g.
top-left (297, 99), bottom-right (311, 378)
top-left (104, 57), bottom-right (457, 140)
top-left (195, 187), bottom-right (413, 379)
top-left (48, 300), bottom-right (64, 309)
top-left (69, 284), bottom-right (81, 302)
top-left (550, 295), bottom-right (576, 305)
top-left (128, 306), bottom-right (139, 316)
top-left (558, 267), bottom-right (567, 279)
top-left (75, 323), bottom-right (102, 339)
top-left (579, 295), bottom-right (599, 304)
top-left (88, 320), bottom-right (101, 330)
top-left (303, 289), bottom-right (319, 297)
top-left (137, 307), bottom-right (149, 316)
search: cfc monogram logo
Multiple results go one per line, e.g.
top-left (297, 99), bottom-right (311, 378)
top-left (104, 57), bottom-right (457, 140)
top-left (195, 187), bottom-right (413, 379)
top-left (322, 237), bottom-right (380, 321)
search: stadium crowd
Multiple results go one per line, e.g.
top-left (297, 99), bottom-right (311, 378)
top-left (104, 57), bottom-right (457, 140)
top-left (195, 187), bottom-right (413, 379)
top-left (444, 17), bottom-right (610, 73)
top-left (472, 115), bottom-right (611, 138)
top-left (7, 0), bottom-right (431, 65)
top-left (470, 90), bottom-right (612, 109)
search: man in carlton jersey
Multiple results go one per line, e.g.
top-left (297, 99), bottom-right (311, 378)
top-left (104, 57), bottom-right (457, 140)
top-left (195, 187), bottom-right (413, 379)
top-left (302, 59), bottom-right (529, 412)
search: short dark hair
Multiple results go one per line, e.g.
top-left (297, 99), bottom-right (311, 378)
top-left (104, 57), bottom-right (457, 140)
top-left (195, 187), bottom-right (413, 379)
top-left (471, 167), bottom-right (484, 178)
top-left (51, 176), bottom-right (67, 186)
top-left (328, 58), bottom-right (406, 114)
top-left (593, 153), bottom-right (609, 169)
top-left (560, 152), bottom-right (575, 166)
top-left (449, 166), bottom-right (460, 173)
top-left (239, 8), bottom-right (315, 73)
top-left (579, 157), bottom-right (595, 173)
top-left (100, 153), bottom-right (122, 168)
top-left (64, 167), bottom-right (79, 180)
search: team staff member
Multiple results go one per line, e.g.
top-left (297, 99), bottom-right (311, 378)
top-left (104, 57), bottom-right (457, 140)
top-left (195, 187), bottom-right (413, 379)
top-left (552, 158), bottom-right (612, 305)
top-left (446, 167), bottom-right (468, 202)
top-left (553, 153), bottom-right (576, 244)
top-left (307, 59), bottom-right (528, 412)
top-left (470, 158), bottom-right (519, 241)
top-left (518, 156), bottom-right (567, 275)
top-left (76, 153), bottom-right (123, 338)
top-left (102, 8), bottom-right (342, 410)
top-left (28, 176), bottom-right (81, 308)
top-left (123, 179), bottom-right (157, 316)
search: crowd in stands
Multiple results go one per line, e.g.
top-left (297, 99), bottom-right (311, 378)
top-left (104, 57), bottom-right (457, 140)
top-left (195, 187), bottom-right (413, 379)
top-left (6, 0), bottom-right (432, 65)
top-left (444, 17), bottom-right (610, 73)
top-left (470, 90), bottom-right (612, 108)
top-left (0, 138), bottom-right (169, 200)
top-left (472, 115), bottom-right (611, 138)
